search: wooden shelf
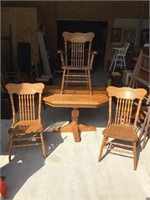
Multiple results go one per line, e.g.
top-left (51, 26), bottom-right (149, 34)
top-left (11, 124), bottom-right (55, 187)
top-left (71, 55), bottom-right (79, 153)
top-left (135, 77), bottom-right (150, 88)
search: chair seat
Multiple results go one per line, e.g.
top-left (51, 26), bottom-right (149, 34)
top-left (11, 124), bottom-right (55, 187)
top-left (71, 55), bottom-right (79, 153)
top-left (9, 120), bottom-right (43, 135)
top-left (103, 123), bottom-right (138, 142)
top-left (62, 66), bottom-right (91, 70)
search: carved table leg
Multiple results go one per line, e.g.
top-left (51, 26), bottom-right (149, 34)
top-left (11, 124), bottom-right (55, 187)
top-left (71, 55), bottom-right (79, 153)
top-left (71, 108), bottom-right (80, 142)
top-left (53, 108), bottom-right (80, 142)
top-left (53, 108), bottom-right (96, 142)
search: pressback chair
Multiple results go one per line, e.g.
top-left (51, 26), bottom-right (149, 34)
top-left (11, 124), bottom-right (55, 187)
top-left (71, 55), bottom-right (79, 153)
top-left (6, 83), bottom-right (46, 162)
top-left (98, 86), bottom-right (147, 170)
top-left (109, 42), bottom-right (130, 72)
top-left (58, 32), bottom-right (97, 95)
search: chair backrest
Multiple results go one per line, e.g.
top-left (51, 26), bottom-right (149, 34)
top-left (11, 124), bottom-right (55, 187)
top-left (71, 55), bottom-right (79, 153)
top-left (122, 42), bottom-right (130, 55)
top-left (117, 42), bottom-right (130, 56)
top-left (6, 83), bottom-right (45, 125)
top-left (62, 32), bottom-right (95, 67)
top-left (123, 42), bottom-right (130, 49)
top-left (107, 86), bottom-right (147, 128)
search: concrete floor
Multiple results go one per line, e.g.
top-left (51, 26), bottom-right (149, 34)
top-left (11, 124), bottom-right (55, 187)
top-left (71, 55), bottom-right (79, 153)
top-left (0, 64), bottom-right (150, 200)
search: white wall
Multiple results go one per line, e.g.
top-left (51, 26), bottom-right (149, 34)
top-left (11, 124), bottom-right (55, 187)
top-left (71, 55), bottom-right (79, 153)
top-left (113, 18), bottom-right (149, 46)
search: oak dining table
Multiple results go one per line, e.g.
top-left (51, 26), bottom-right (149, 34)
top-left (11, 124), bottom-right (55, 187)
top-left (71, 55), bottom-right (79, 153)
top-left (43, 86), bottom-right (109, 142)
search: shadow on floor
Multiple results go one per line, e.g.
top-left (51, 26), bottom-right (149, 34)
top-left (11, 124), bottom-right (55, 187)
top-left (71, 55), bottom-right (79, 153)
top-left (1, 128), bottom-right (64, 199)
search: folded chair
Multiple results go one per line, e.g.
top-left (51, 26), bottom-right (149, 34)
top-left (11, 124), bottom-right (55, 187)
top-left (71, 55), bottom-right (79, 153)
top-left (6, 83), bottom-right (46, 162)
top-left (98, 86), bottom-right (147, 170)
top-left (109, 42), bottom-right (130, 72)
top-left (58, 32), bottom-right (97, 95)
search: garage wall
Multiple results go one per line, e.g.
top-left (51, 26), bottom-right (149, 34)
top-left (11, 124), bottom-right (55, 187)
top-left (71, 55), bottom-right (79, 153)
top-left (1, 1), bottom-right (149, 71)
top-left (1, 7), bottom-right (39, 72)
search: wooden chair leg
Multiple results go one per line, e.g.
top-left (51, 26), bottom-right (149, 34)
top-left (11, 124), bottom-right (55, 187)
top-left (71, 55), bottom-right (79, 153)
top-left (61, 69), bottom-right (66, 94)
top-left (98, 136), bottom-right (106, 162)
top-left (84, 70), bottom-right (92, 95)
top-left (85, 70), bottom-right (88, 88)
top-left (42, 100), bottom-right (46, 109)
top-left (88, 70), bottom-right (92, 95)
top-left (9, 149), bottom-right (12, 162)
top-left (66, 69), bottom-right (70, 86)
top-left (133, 142), bottom-right (137, 170)
top-left (40, 132), bottom-right (46, 158)
top-left (8, 134), bottom-right (13, 162)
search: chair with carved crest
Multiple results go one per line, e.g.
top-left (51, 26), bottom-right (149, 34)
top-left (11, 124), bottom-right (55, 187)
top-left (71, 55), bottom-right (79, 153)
top-left (58, 32), bottom-right (97, 95)
top-left (98, 86), bottom-right (147, 170)
top-left (6, 83), bottom-right (46, 162)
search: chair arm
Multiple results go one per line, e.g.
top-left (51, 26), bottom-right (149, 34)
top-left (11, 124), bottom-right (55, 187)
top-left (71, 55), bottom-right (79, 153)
top-left (57, 50), bottom-right (65, 54)
top-left (113, 47), bottom-right (124, 55)
top-left (57, 50), bottom-right (65, 66)
top-left (91, 51), bottom-right (98, 55)
top-left (89, 51), bottom-right (97, 68)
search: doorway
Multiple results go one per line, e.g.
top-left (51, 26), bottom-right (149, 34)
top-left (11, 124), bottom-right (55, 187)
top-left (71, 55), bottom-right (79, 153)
top-left (57, 19), bottom-right (108, 69)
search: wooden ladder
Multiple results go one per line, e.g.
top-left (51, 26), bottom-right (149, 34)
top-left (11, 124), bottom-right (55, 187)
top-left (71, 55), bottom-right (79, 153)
top-left (128, 45), bottom-right (150, 148)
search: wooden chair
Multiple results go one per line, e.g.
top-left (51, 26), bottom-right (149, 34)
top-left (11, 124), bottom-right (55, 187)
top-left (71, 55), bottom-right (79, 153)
top-left (58, 32), bottom-right (97, 95)
top-left (98, 86), bottom-right (147, 170)
top-left (6, 83), bottom-right (46, 162)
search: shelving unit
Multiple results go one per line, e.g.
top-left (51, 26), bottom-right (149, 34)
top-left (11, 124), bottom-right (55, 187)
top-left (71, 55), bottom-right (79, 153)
top-left (129, 45), bottom-right (150, 148)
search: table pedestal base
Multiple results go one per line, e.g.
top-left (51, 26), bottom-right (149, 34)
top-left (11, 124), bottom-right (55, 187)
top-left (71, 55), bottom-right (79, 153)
top-left (53, 108), bottom-right (96, 142)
